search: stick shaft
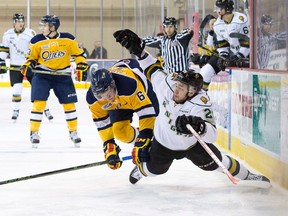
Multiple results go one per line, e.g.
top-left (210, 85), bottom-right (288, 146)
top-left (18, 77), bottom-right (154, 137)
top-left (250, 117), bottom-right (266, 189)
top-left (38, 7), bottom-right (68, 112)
top-left (0, 66), bottom-right (71, 76)
top-left (186, 124), bottom-right (239, 184)
top-left (0, 156), bottom-right (132, 185)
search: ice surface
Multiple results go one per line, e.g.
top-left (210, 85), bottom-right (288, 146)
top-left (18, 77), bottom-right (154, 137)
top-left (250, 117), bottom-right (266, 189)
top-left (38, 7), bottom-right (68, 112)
top-left (0, 87), bottom-right (287, 216)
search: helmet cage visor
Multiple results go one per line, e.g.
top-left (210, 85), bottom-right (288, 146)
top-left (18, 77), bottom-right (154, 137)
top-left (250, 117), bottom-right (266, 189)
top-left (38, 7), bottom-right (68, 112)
top-left (91, 80), bottom-right (116, 100)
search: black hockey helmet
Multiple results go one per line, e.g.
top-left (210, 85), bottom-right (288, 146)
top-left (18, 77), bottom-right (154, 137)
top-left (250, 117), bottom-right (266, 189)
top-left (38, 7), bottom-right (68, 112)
top-left (215, 0), bottom-right (234, 13)
top-left (13, 13), bottom-right (24, 23)
top-left (172, 70), bottom-right (203, 92)
top-left (90, 69), bottom-right (116, 99)
top-left (163, 17), bottom-right (177, 29)
top-left (40, 15), bottom-right (60, 30)
top-left (261, 14), bottom-right (273, 25)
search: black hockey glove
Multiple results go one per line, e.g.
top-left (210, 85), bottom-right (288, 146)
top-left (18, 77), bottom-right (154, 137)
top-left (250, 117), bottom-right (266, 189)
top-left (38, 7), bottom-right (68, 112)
top-left (199, 55), bottom-right (211, 68)
top-left (175, 115), bottom-right (206, 135)
top-left (103, 140), bottom-right (122, 170)
top-left (229, 53), bottom-right (244, 67)
top-left (113, 29), bottom-right (145, 58)
top-left (0, 59), bottom-right (6, 74)
top-left (216, 52), bottom-right (229, 71)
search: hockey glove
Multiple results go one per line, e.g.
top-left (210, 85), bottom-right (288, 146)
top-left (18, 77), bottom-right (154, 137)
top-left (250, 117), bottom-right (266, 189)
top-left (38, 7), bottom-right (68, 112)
top-left (229, 53), bottom-right (244, 67)
top-left (230, 53), bottom-right (249, 67)
top-left (20, 60), bottom-right (36, 77)
top-left (0, 59), bottom-right (6, 74)
top-left (75, 62), bottom-right (88, 81)
top-left (216, 52), bottom-right (230, 71)
top-left (113, 29), bottom-right (145, 58)
top-left (103, 141), bottom-right (122, 170)
top-left (175, 115), bottom-right (206, 135)
top-left (132, 137), bottom-right (151, 166)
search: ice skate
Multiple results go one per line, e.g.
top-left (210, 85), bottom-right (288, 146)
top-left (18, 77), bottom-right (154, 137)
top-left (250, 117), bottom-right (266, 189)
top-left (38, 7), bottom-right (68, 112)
top-left (69, 131), bottom-right (81, 148)
top-left (44, 109), bottom-right (54, 121)
top-left (11, 110), bottom-right (19, 122)
top-left (30, 132), bottom-right (40, 148)
top-left (129, 166), bottom-right (143, 184)
top-left (244, 171), bottom-right (270, 183)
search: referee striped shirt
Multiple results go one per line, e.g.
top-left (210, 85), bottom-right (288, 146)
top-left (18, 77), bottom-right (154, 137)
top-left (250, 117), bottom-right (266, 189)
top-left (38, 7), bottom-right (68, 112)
top-left (143, 29), bottom-right (193, 74)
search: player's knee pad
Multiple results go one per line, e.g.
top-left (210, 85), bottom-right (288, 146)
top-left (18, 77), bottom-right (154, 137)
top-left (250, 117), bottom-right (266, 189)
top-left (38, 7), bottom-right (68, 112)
top-left (63, 103), bottom-right (76, 111)
top-left (32, 100), bottom-right (46, 112)
top-left (13, 83), bottom-right (23, 95)
top-left (112, 120), bottom-right (137, 143)
top-left (197, 143), bottom-right (222, 171)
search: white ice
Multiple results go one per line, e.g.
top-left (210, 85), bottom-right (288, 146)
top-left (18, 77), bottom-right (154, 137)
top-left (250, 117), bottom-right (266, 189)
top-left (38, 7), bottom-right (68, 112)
top-left (0, 87), bottom-right (288, 216)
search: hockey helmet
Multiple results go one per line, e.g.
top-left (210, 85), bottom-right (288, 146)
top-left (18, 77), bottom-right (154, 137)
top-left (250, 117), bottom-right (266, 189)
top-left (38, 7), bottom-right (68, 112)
top-left (40, 15), bottom-right (60, 30)
top-left (215, 0), bottom-right (234, 13)
top-left (172, 70), bottom-right (203, 92)
top-left (163, 17), bottom-right (177, 29)
top-left (13, 13), bottom-right (25, 23)
top-left (261, 14), bottom-right (273, 25)
top-left (90, 69), bottom-right (116, 99)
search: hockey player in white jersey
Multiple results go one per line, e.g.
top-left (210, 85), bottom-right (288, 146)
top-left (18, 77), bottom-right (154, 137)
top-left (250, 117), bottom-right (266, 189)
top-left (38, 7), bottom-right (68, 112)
top-left (113, 29), bottom-right (270, 185)
top-left (0, 13), bottom-right (53, 121)
top-left (199, 0), bottom-right (250, 89)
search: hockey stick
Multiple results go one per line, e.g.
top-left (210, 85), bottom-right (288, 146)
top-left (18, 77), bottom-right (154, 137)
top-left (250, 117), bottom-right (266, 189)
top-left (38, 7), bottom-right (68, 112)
top-left (197, 44), bottom-right (228, 61)
top-left (186, 124), bottom-right (239, 184)
top-left (229, 32), bottom-right (249, 42)
top-left (0, 66), bottom-right (71, 76)
top-left (0, 156), bottom-right (132, 185)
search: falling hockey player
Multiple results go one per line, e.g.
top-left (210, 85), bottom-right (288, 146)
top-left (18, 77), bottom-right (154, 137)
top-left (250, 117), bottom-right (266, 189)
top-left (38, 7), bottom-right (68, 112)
top-left (113, 28), bottom-right (270, 185)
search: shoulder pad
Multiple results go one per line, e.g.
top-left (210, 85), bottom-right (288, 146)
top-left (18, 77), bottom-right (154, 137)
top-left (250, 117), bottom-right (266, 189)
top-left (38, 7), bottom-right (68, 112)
top-left (113, 73), bottom-right (137, 96)
top-left (190, 91), bottom-right (212, 106)
top-left (30, 34), bottom-right (46, 44)
top-left (233, 12), bottom-right (248, 23)
top-left (59, 32), bottom-right (75, 40)
top-left (86, 87), bottom-right (97, 104)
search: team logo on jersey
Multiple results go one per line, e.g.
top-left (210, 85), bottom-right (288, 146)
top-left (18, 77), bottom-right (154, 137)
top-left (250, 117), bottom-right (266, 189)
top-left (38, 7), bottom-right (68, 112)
top-left (239, 16), bottom-right (244, 22)
top-left (102, 103), bottom-right (113, 109)
top-left (42, 50), bottom-right (66, 61)
top-left (200, 96), bottom-right (208, 104)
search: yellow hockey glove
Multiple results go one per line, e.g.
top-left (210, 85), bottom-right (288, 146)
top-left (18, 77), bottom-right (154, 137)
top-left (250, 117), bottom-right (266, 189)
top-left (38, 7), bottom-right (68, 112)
top-left (103, 142), bottom-right (122, 170)
top-left (75, 62), bottom-right (88, 81)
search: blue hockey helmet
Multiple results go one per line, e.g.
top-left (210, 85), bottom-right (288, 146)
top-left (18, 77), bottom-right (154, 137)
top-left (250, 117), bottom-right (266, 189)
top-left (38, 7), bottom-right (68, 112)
top-left (40, 15), bottom-right (60, 30)
top-left (90, 69), bottom-right (116, 99)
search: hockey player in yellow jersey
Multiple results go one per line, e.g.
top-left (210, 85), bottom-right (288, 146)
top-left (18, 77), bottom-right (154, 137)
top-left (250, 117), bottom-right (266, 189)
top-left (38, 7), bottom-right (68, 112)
top-left (20, 15), bottom-right (88, 148)
top-left (86, 59), bottom-right (159, 170)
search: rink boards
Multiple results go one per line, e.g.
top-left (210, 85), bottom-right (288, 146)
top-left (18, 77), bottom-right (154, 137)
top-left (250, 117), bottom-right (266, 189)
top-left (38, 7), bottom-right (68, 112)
top-left (209, 68), bottom-right (288, 189)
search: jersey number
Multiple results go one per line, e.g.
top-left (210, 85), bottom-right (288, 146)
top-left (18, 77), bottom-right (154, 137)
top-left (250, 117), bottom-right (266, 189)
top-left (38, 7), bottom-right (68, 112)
top-left (243, 26), bottom-right (249, 34)
top-left (137, 91), bottom-right (146, 101)
top-left (204, 108), bottom-right (213, 119)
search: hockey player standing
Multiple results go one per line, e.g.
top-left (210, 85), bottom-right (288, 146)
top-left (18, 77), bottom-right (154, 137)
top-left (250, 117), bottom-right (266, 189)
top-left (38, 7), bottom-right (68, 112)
top-left (113, 29), bottom-right (270, 185)
top-left (20, 15), bottom-right (88, 148)
top-left (0, 13), bottom-right (53, 121)
top-left (86, 59), bottom-right (159, 170)
top-left (200, 0), bottom-right (250, 89)
top-left (143, 17), bottom-right (193, 74)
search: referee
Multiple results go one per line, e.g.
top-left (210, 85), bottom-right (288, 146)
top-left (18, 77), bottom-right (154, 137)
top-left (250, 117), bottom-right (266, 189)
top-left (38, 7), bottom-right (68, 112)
top-left (143, 17), bottom-right (193, 74)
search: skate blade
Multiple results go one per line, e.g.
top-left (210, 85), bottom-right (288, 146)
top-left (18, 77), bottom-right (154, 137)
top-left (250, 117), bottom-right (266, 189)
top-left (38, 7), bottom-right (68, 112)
top-left (32, 144), bottom-right (39, 149)
top-left (238, 180), bottom-right (272, 189)
top-left (74, 143), bottom-right (80, 148)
